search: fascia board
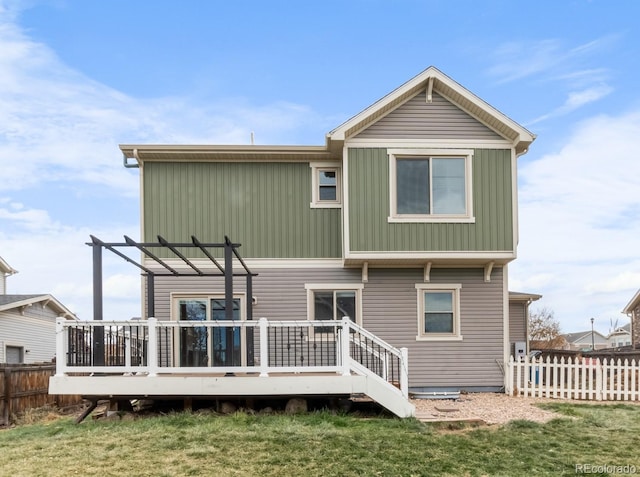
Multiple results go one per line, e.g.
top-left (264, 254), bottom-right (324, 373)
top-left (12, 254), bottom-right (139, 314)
top-left (622, 289), bottom-right (640, 314)
top-left (0, 256), bottom-right (17, 275)
top-left (0, 294), bottom-right (76, 319)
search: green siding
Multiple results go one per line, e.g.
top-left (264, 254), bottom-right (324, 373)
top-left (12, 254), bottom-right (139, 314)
top-left (143, 162), bottom-right (341, 258)
top-left (347, 148), bottom-right (513, 252)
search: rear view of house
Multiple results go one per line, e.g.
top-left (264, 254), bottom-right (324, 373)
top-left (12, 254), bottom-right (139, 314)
top-left (51, 66), bottom-right (539, 415)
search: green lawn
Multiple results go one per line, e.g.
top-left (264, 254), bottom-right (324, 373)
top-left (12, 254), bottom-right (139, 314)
top-left (1, 403), bottom-right (639, 476)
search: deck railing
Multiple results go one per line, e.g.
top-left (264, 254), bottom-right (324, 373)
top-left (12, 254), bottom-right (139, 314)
top-left (55, 317), bottom-right (409, 398)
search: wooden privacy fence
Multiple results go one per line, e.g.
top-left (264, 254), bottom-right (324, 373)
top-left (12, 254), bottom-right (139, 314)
top-left (506, 356), bottom-right (640, 401)
top-left (0, 364), bottom-right (83, 426)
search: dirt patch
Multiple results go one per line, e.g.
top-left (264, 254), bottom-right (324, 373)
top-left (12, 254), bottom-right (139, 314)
top-left (413, 392), bottom-right (574, 424)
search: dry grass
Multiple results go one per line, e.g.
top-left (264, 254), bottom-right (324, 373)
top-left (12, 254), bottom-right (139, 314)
top-left (1, 403), bottom-right (639, 476)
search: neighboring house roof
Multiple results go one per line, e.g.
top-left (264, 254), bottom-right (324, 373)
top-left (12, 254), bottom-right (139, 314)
top-left (608, 323), bottom-right (631, 336)
top-left (623, 289), bottom-right (640, 314)
top-left (327, 66), bottom-right (536, 154)
top-left (562, 330), bottom-right (607, 344)
top-left (508, 291), bottom-right (542, 302)
top-left (0, 256), bottom-right (18, 275)
top-left (0, 294), bottom-right (76, 319)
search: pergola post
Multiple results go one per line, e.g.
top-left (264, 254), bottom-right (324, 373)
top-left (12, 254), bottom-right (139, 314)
top-left (91, 240), bottom-right (105, 366)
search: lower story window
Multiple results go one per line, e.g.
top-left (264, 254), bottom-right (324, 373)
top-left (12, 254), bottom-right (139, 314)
top-left (305, 284), bottom-right (363, 335)
top-left (415, 284), bottom-right (462, 340)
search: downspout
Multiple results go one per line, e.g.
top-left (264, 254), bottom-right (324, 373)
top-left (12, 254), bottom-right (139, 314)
top-left (123, 148), bottom-right (140, 168)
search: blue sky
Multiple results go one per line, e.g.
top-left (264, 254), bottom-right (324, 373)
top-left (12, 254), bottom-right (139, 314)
top-left (1, 0), bottom-right (639, 335)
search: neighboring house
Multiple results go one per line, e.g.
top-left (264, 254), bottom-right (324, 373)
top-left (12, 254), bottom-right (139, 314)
top-left (623, 289), bottom-right (640, 348)
top-left (607, 323), bottom-right (632, 348)
top-left (0, 256), bottom-right (77, 364)
top-left (561, 330), bottom-right (608, 351)
top-left (51, 66), bottom-right (540, 413)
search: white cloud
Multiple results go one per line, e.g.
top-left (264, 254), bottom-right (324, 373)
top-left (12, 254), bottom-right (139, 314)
top-left (528, 84), bottom-right (613, 125)
top-left (512, 111), bottom-right (640, 334)
top-left (488, 35), bottom-right (618, 84)
top-left (0, 3), bottom-right (324, 198)
top-left (0, 3), bottom-right (329, 322)
top-left (487, 36), bottom-right (618, 126)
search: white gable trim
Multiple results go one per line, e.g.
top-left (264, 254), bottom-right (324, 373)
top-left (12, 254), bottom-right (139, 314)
top-left (328, 66), bottom-right (535, 153)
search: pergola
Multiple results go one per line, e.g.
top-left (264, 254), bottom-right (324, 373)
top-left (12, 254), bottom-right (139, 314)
top-left (87, 235), bottom-right (257, 365)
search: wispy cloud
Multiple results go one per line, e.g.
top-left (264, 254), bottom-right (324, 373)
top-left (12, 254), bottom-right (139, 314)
top-left (527, 84), bottom-right (613, 125)
top-left (488, 35), bottom-right (619, 84)
top-left (0, 3), bottom-right (325, 321)
top-left (487, 35), bottom-right (619, 125)
top-left (512, 111), bottom-right (640, 332)
top-left (0, 4), bottom-right (323, 197)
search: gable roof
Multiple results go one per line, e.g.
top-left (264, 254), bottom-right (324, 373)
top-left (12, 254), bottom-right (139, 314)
top-left (327, 66), bottom-right (536, 154)
top-left (0, 294), bottom-right (76, 319)
top-left (0, 256), bottom-right (18, 275)
top-left (609, 323), bottom-right (631, 336)
top-left (561, 330), bottom-right (607, 344)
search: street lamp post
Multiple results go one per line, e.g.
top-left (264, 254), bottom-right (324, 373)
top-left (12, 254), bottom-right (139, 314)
top-left (591, 317), bottom-right (595, 351)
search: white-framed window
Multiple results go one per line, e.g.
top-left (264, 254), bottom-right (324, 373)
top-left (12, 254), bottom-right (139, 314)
top-left (305, 284), bottom-right (363, 335)
top-left (310, 163), bottom-right (341, 208)
top-left (415, 284), bottom-right (463, 341)
top-left (171, 293), bottom-right (246, 367)
top-left (388, 149), bottom-right (474, 223)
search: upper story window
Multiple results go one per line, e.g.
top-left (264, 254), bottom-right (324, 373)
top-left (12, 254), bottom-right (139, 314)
top-left (388, 149), bottom-right (474, 223)
top-left (310, 163), bottom-right (341, 208)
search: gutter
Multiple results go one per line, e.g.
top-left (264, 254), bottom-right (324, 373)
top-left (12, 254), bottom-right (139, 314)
top-left (123, 148), bottom-right (140, 168)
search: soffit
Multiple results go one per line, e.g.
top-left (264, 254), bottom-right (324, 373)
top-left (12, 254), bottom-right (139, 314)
top-left (120, 145), bottom-right (338, 163)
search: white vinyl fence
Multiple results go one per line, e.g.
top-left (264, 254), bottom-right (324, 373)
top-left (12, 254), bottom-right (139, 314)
top-left (506, 355), bottom-right (640, 401)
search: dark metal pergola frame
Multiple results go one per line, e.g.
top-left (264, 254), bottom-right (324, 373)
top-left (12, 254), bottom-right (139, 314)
top-left (87, 234), bottom-right (257, 365)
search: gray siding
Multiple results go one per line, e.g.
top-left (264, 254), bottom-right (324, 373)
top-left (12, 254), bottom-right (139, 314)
top-left (362, 267), bottom-right (505, 389)
top-left (148, 268), bottom-right (363, 322)
top-left (147, 265), bottom-right (506, 389)
top-left (0, 304), bottom-right (58, 364)
top-left (508, 302), bottom-right (527, 345)
top-left (354, 91), bottom-right (504, 140)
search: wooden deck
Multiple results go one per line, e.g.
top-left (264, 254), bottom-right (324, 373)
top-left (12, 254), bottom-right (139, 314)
top-left (50, 317), bottom-right (415, 417)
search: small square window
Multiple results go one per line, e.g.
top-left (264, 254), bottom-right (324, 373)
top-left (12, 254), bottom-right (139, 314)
top-left (318, 170), bottom-right (337, 201)
top-left (310, 163), bottom-right (341, 208)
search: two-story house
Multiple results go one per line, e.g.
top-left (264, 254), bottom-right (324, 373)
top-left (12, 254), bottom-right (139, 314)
top-left (50, 66), bottom-right (538, 416)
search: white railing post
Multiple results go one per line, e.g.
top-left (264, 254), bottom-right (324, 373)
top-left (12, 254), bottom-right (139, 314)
top-left (55, 317), bottom-right (67, 376)
top-left (505, 356), bottom-right (513, 396)
top-left (124, 330), bottom-right (131, 368)
top-left (147, 317), bottom-right (158, 377)
top-left (259, 318), bottom-right (269, 377)
top-left (595, 358), bottom-right (603, 401)
top-left (340, 317), bottom-right (351, 376)
top-left (400, 347), bottom-right (409, 399)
